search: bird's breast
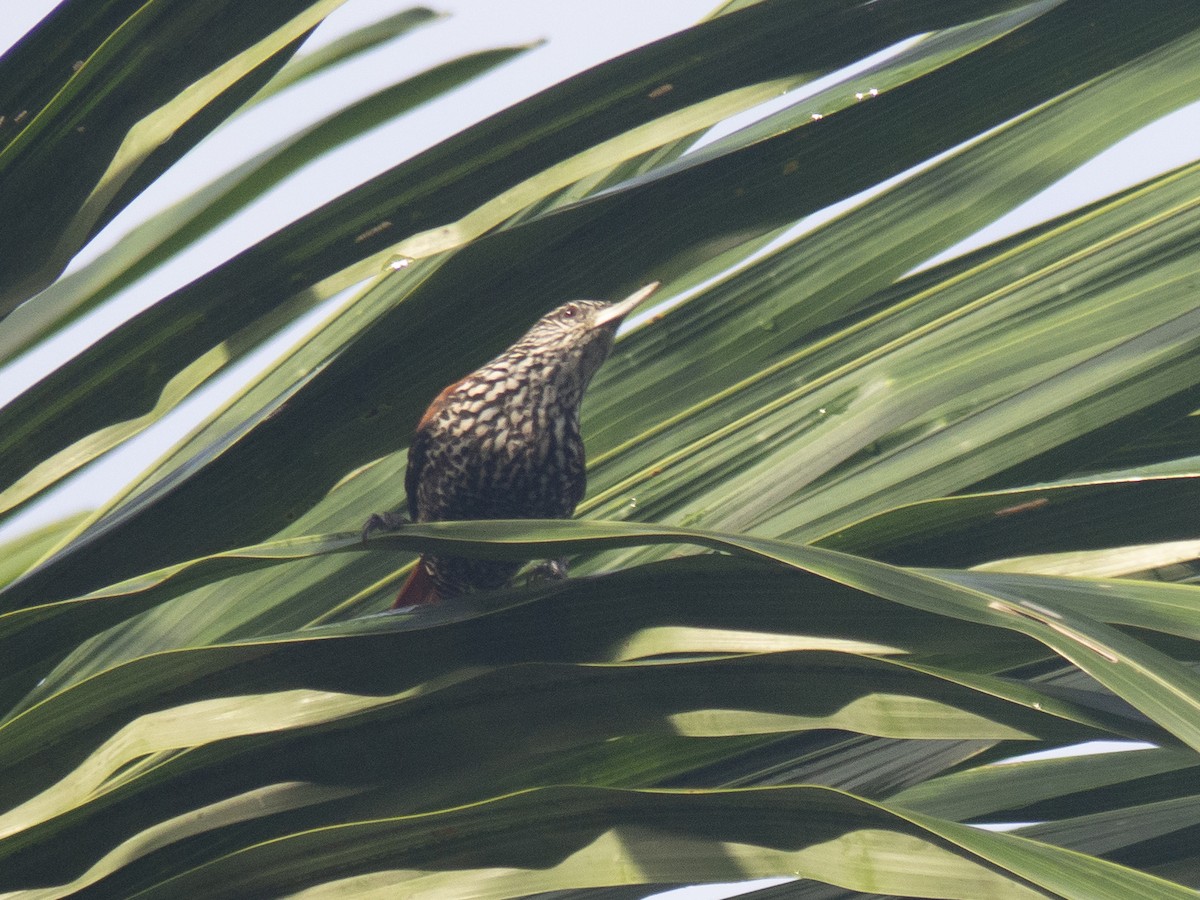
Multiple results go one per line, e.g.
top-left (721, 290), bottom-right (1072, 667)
top-left (418, 378), bottom-right (585, 520)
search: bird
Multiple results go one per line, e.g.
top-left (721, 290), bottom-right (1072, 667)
top-left (363, 281), bottom-right (660, 607)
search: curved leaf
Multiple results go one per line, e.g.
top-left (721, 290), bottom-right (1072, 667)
top-left (102, 786), bottom-right (1199, 899)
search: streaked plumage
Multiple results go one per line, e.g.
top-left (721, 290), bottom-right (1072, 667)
top-left (365, 282), bottom-right (659, 605)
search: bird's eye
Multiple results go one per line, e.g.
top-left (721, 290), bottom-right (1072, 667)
top-left (562, 307), bottom-right (576, 318)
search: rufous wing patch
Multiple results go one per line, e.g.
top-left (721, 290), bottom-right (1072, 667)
top-left (416, 380), bottom-right (462, 431)
top-left (391, 558), bottom-right (440, 608)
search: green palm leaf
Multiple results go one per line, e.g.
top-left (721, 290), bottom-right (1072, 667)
top-left (2, 0), bottom-right (1200, 895)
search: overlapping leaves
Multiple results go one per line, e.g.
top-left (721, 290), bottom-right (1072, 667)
top-left (1, 0), bottom-right (1199, 897)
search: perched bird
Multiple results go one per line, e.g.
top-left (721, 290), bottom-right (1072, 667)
top-left (364, 282), bottom-right (660, 607)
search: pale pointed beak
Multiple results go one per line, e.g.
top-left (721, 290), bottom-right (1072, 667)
top-left (594, 281), bottom-right (662, 328)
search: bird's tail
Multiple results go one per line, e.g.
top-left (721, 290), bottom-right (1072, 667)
top-left (391, 559), bottom-right (440, 608)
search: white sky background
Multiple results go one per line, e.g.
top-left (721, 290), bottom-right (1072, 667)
top-left (0, 2), bottom-right (1194, 897)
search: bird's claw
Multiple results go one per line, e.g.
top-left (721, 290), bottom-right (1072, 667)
top-left (528, 558), bottom-right (569, 584)
top-left (361, 511), bottom-right (408, 545)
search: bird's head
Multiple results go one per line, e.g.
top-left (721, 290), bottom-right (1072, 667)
top-left (513, 282), bottom-right (661, 381)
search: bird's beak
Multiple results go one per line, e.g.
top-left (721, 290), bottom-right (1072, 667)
top-left (594, 281), bottom-right (661, 328)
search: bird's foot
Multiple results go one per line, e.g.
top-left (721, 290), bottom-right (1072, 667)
top-left (527, 558), bottom-right (569, 585)
top-left (361, 511), bottom-right (409, 544)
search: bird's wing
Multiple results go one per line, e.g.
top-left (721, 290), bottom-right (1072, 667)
top-left (391, 559), bottom-right (439, 607)
top-left (403, 427), bottom-right (429, 522)
top-left (404, 380), bottom-right (458, 521)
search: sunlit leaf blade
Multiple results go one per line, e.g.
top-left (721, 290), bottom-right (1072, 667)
top-left (2, 519), bottom-right (1189, 756)
top-left (579, 160), bottom-right (1200, 557)
top-left (889, 746), bottom-right (1199, 823)
top-left (0, 651), bottom-right (1124, 829)
top-left (0, 549), bottom-right (1033, 699)
top-left (0, 515), bottom-right (86, 593)
top-left (6, 512), bottom-right (1197, 696)
top-left (818, 473), bottom-right (1200, 567)
top-left (72, 786), bottom-right (1197, 900)
top-left (250, 6), bottom-right (442, 102)
top-left (0, 653), bottom-right (1135, 893)
top-left (1015, 794), bottom-right (1200, 876)
top-left (347, 519), bottom-right (1200, 751)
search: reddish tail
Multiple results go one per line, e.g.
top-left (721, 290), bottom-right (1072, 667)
top-left (391, 559), bottom-right (441, 608)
